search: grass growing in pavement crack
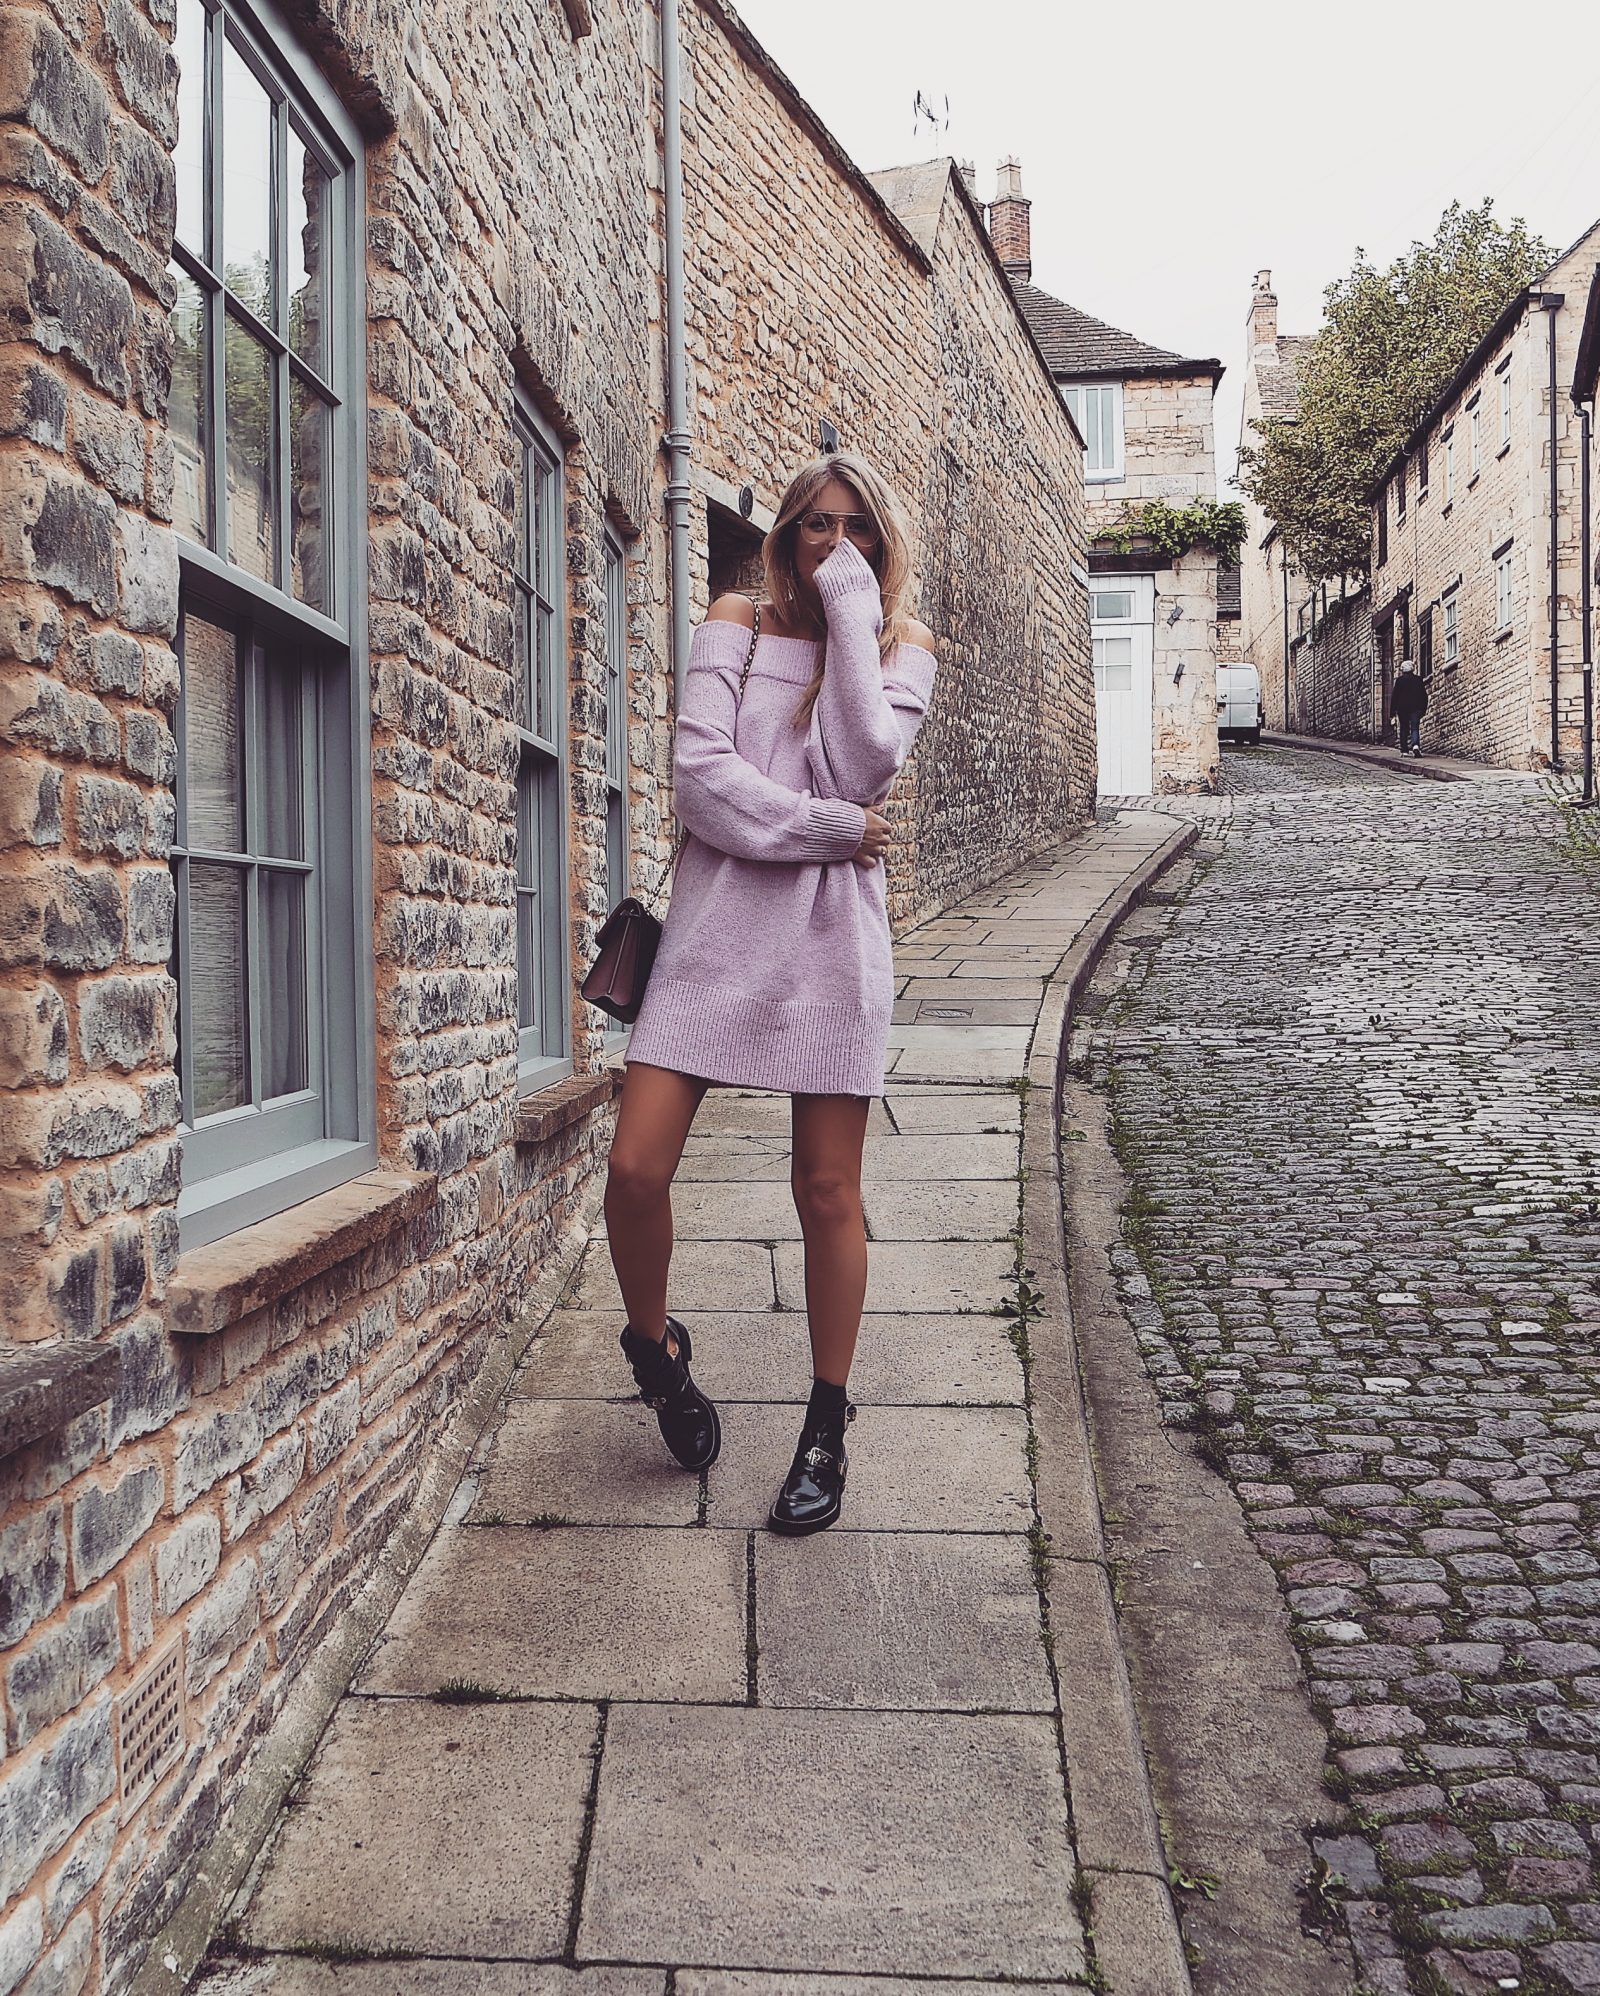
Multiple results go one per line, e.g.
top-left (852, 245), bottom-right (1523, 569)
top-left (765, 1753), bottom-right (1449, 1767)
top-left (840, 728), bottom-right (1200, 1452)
top-left (432, 1679), bottom-right (515, 1704)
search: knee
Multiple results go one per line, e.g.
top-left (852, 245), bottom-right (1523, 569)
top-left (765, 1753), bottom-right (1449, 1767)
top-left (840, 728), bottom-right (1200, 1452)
top-left (606, 1144), bottom-right (673, 1211)
top-left (791, 1167), bottom-right (862, 1234)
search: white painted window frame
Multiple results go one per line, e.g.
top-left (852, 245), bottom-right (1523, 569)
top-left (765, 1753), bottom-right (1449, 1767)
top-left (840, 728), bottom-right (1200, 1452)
top-left (1443, 586), bottom-right (1460, 667)
top-left (1059, 381), bottom-right (1125, 482)
top-left (1495, 547), bottom-right (1513, 632)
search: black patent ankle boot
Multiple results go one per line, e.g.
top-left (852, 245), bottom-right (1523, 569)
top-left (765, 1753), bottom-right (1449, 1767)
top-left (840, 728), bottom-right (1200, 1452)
top-left (768, 1399), bottom-right (856, 1536)
top-left (620, 1317), bottom-right (721, 1471)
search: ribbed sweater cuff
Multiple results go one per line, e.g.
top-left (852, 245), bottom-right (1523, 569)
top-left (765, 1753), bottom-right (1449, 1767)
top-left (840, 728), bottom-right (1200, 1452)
top-left (814, 545), bottom-right (882, 612)
top-left (801, 796), bottom-right (867, 858)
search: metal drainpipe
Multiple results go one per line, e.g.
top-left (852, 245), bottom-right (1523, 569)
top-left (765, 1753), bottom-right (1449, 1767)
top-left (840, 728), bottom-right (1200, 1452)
top-left (1280, 543), bottom-right (1290, 730)
top-left (1542, 294), bottom-right (1564, 770)
top-left (1581, 398), bottom-right (1594, 804)
top-left (660, 0), bottom-right (692, 711)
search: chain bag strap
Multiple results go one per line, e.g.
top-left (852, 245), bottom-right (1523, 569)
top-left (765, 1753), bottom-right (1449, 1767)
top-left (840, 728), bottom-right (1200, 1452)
top-left (579, 603), bottom-right (761, 1023)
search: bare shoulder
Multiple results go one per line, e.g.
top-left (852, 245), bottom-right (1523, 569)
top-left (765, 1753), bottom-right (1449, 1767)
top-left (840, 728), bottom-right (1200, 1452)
top-left (705, 592), bottom-right (756, 627)
top-left (902, 617), bottom-right (936, 654)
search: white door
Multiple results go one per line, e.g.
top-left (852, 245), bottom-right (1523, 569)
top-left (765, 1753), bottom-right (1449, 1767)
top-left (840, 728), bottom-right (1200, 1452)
top-left (1091, 577), bottom-right (1154, 793)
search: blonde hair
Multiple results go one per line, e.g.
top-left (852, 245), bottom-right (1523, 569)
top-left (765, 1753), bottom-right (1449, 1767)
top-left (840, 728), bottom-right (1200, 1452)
top-left (761, 452), bottom-right (915, 727)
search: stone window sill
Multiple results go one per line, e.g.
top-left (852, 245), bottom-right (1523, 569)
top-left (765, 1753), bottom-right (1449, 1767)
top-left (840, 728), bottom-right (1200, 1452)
top-left (514, 1070), bottom-right (619, 1146)
top-left (1495, 626), bottom-right (1513, 644)
top-left (0, 1342), bottom-right (120, 1464)
top-left (167, 1169), bottom-right (437, 1337)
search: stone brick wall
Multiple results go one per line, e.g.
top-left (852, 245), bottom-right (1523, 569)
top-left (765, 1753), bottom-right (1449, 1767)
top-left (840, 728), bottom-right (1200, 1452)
top-left (682, 12), bottom-right (1092, 921)
top-left (0, 0), bottom-right (1093, 1987)
top-left (1368, 237), bottom-right (1600, 768)
top-left (1285, 584), bottom-right (1377, 741)
top-left (0, 0), bottom-right (661, 1987)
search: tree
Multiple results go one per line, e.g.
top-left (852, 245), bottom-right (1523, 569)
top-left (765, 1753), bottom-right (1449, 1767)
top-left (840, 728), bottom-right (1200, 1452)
top-left (1238, 200), bottom-right (1555, 585)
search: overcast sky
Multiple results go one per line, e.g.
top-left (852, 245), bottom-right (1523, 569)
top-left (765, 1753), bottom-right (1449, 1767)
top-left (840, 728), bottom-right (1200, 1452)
top-left (728, 0), bottom-right (1600, 492)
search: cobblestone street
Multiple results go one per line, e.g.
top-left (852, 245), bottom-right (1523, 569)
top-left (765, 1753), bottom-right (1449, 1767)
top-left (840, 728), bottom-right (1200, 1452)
top-left (1089, 749), bottom-right (1600, 1995)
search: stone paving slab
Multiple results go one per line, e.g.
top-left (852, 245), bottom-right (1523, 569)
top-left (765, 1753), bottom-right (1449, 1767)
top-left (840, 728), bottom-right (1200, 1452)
top-left (703, 1403), bottom-right (1033, 1533)
top-left (669, 1182), bottom-right (804, 1240)
top-left (675, 1140), bottom-right (794, 1182)
top-left (774, 1239), bottom-right (1014, 1313)
top-left (884, 1089), bottom-right (1020, 1133)
top-left (194, 1963), bottom-right (663, 1995)
top-left (885, 1039), bottom-right (1031, 1083)
top-left (242, 1700), bottom-right (597, 1959)
top-left (357, 1525), bottom-right (746, 1702)
top-left (860, 1132), bottom-right (1019, 1180)
top-left (578, 1705), bottom-right (1085, 1978)
top-left (470, 1398), bottom-right (701, 1526)
top-left (897, 975), bottom-right (1047, 1000)
top-left (894, 995), bottom-right (1041, 1025)
top-left (677, 1978), bottom-right (1087, 1996)
top-left (754, 1530), bottom-right (1053, 1711)
top-left (571, 1238), bottom-right (774, 1309)
top-left (518, 1310), bottom-right (1024, 1407)
top-left (864, 1180), bottom-right (1016, 1240)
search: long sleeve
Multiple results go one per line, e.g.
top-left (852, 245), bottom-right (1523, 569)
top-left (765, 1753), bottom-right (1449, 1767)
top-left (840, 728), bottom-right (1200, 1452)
top-left (808, 538), bottom-right (937, 803)
top-left (673, 621), bottom-right (867, 864)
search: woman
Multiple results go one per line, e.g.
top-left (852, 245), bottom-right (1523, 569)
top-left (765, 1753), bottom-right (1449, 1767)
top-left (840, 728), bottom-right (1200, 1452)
top-left (603, 452), bottom-right (938, 1535)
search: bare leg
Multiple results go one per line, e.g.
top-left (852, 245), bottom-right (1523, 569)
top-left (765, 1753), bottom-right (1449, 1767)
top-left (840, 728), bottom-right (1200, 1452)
top-left (604, 1062), bottom-right (710, 1342)
top-left (790, 1093), bottom-right (872, 1387)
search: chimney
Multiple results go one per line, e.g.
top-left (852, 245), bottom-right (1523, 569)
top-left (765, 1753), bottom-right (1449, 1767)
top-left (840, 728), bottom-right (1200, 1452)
top-left (957, 159), bottom-right (977, 199)
top-left (988, 156), bottom-right (1031, 282)
top-left (1249, 269), bottom-right (1278, 353)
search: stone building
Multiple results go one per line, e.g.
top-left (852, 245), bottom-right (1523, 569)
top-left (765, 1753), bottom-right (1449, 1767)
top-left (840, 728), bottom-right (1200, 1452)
top-left (0, 0), bottom-right (1091, 1988)
top-left (1367, 220), bottom-right (1600, 766)
top-left (995, 162), bottom-right (1224, 792)
top-left (1234, 269), bottom-right (1352, 734)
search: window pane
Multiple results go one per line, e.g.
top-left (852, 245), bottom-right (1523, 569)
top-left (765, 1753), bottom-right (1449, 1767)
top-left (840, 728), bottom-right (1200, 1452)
top-left (188, 861), bottom-right (248, 1118)
top-left (183, 608), bottom-right (243, 850)
top-left (225, 315), bottom-right (276, 583)
top-left (173, 0), bottom-right (207, 255)
top-left (534, 462), bottom-right (548, 598)
top-left (260, 869), bottom-right (307, 1097)
top-left (289, 376), bottom-right (328, 612)
top-left (285, 125), bottom-right (327, 373)
top-left (259, 662), bottom-right (304, 859)
top-left (517, 761), bottom-right (539, 1034)
top-left (170, 268), bottom-right (209, 546)
top-left (1094, 635), bottom-right (1133, 692)
top-left (514, 441), bottom-right (530, 584)
top-left (223, 38), bottom-right (274, 324)
top-left (1091, 591), bottom-right (1134, 621)
top-left (514, 582), bottom-right (532, 731)
top-left (536, 605), bottom-right (553, 741)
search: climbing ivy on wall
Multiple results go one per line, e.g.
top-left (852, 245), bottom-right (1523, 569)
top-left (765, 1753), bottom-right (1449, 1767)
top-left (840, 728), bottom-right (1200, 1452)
top-left (1103, 499), bottom-right (1248, 569)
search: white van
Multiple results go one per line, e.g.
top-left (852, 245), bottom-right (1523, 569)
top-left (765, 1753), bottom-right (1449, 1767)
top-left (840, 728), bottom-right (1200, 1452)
top-left (1217, 662), bottom-right (1265, 745)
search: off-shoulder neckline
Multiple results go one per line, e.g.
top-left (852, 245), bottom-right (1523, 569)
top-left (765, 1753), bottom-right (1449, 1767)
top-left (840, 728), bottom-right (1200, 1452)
top-left (701, 623), bottom-right (935, 663)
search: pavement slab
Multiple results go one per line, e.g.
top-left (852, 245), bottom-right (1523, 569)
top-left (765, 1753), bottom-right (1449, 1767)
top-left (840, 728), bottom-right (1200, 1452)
top-left (241, 1700), bottom-right (597, 1959)
top-left (774, 1238), bottom-right (1014, 1313)
top-left (578, 1704), bottom-right (1085, 1979)
top-left (470, 1396), bottom-right (702, 1526)
top-left (754, 1529), bottom-right (1054, 1711)
top-left (193, 1966), bottom-right (662, 1995)
top-left (356, 1524), bottom-right (747, 1702)
top-left (519, 1310), bottom-right (1024, 1406)
top-left (704, 1402), bottom-right (1034, 1532)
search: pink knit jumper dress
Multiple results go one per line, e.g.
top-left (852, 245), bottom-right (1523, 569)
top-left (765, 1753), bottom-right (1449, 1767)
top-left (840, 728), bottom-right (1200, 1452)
top-left (624, 537), bottom-right (937, 1097)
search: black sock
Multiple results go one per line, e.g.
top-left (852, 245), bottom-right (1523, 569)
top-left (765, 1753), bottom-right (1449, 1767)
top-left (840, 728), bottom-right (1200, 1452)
top-left (807, 1377), bottom-right (849, 1416)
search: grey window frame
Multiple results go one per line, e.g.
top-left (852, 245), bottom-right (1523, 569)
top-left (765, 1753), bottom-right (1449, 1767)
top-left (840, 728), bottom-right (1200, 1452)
top-left (512, 393), bottom-right (571, 1094)
top-left (168, 0), bottom-right (373, 1250)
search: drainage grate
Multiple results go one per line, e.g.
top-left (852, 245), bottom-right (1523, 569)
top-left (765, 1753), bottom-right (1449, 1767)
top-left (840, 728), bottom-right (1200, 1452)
top-left (117, 1640), bottom-right (185, 1812)
top-left (919, 1006), bottom-right (973, 1021)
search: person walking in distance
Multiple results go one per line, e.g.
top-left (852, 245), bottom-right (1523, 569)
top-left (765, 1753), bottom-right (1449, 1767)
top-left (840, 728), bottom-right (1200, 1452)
top-left (602, 452), bottom-right (938, 1535)
top-left (1392, 658), bottom-right (1428, 758)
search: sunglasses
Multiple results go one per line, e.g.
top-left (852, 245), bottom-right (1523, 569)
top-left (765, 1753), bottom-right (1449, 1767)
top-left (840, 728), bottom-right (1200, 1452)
top-left (797, 510), bottom-right (880, 546)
